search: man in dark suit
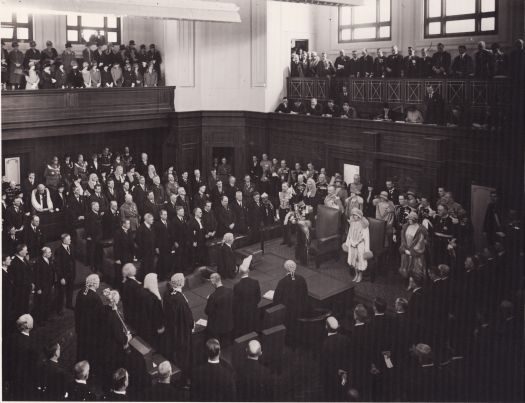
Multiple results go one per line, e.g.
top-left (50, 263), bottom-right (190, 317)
top-left (425, 85), bottom-right (444, 125)
top-left (36, 342), bottom-right (69, 401)
top-left (171, 206), bottom-right (189, 273)
top-left (483, 191), bottom-right (505, 246)
top-left (205, 273), bottom-right (234, 347)
top-left (5, 197), bottom-right (26, 232)
top-left (102, 200), bottom-right (121, 239)
top-left (33, 246), bottom-right (56, 324)
top-left (359, 48), bottom-right (374, 77)
top-left (113, 219), bottom-right (135, 288)
top-left (135, 213), bottom-right (156, 277)
top-left (54, 233), bottom-right (76, 313)
top-left (22, 215), bottom-right (46, 260)
top-left (87, 183), bottom-right (109, 215)
top-left (202, 201), bottom-right (217, 241)
top-left (451, 45), bottom-right (474, 77)
top-left (216, 196), bottom-right (236, 237)
top-left (320, 317), bottom-right (350, 401)
top-left (104, 368), bottom-right (130, 401)
top-left (369, 297), bottom-right (397, 401)
top-left (154, 209), bottom-right (175, 280)
top-left (9, 244), bottom-right (34, 318)
top-left (218, 233), bottom-right (237, 279)
top-left (143, 191), bottom-right (160, 220)
top-left (233, 255), bottom-right (261, 336)
top-left (8, 314), bottom-right (39, 400)
top-left (74, 274), bottom-right (104, 370)
top-left (403, 46), bottom-right (420, 78)
top-left (132, 176), bottom-right (148, 215)
top-left (64, 360), bottom-right (96, 401)
top-left (231, 190), bottom-right (248, 234)
top-left (403, 344), bottom-right (443, 401)
top-left (247, 192), bottom-right (264, 244)
top-left (431, 43), bottom-right (451, 76)
top-left (143, 361), bottom-right (181, 401)
top-left (188, 207), bottom-right (207, 267)
top-left (165, 193), bottom-right (179, 223)
top-left (237, 340), bottom-right (274, 401)
top-left (386, 45), bottom-right (403, 77)
top-left (84, 201), bottom-right (103, 273)
top-left (65, 186), bottom-right (85, 246)
top-left (164, 273), bottom-right (194, 379)
top-left (175, 187), bottom-right (191, 218)
top-left (407, 275), bottom-right (429, 343)
top-left (191, 338), bottom-right (236, 402)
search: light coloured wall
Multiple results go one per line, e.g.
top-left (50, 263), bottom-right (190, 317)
top-left (314, 0), bottom-right (524, 60)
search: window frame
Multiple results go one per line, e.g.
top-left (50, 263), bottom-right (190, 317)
top-left (1, 13), bottom-right (34, 44)
top-left (66, 15), bottom-right (121, 45)
top-left (338, 0), bottom-right (392, 43)
top-left (424, 0), bottom-right (498, 38)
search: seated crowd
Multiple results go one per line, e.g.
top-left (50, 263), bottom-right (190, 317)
top-left (290, 39), bottom-right (524, 79)
top-left (1, 38), bottom-right (162, 90)
top-left (275, 91), bottom-right (507, 129)
top-left (2, 145), bottom-right (522, 401)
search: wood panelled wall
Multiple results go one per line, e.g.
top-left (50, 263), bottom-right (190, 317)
top-left (2, 106), bottom-right (520, 210)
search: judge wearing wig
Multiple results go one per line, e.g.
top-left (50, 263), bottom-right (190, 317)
top-left (345, 208), bottom-right (371, 283)
top-left (398, 211), bottom-right (427, 280)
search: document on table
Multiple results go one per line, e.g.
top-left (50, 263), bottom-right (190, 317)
top-left (263, 290), bottom-right (275, 301)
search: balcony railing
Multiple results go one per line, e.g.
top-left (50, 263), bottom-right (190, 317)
top-left (286, 77), bottom-right (512, 109)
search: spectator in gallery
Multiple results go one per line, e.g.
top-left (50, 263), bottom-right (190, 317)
top-left (340, 102), bottom-right (358, 119)
top-left (290, 53), bottom-right (305, 77)
top-left (322, 99), bottom-right (340, 117)
top-left (386, 45), bottom-right (403, 77)
top-left (308, 51), bottom-right (320, 77)
top-left (82, 41), bottom-right (94, 66)
top-left (25, 61), bottom-right (40, 90)
top-left (53, 61), bottom-right (68, 89)
top-left (349, 50), bottom-right (360, 77)
top-left (424, 85), bottom-right (444, 125)
top-left (39, 63), bottom-right (56, 89)
top-left (337, 85), bottom-right (351, 108)
top-left (334, 49), bottom-right (350, 77)
top-left (405, 105), bottom-right (424, 124)
top-left (360, 48), bottom-right (374, 77)
top-left (419, 47), bottom-right (433, 78)
top-left (40, 40), bottom-right (58, 66)
top-left (147, 43), bottom-right (162, 78)
top-left (450, 45), bottom-right (474, 78)
top-left (305, 97), bottom-right (323, 116)
top-left (431, 42), bottom-right (451, 76)
top-left (376, 102), bottom-right (396, 121)
top-left (317, 52), bottom-right (336, 78)
top-left (144, 61), bottom-right (158, 87)
top-left (67, 60), bottom-right (84, 89)
top-left (403, 46), bottom-right (419, 78)
top-left (80, 62), bottom-right (91, 88)
top-left (61, 42), bottom-right (76, 75)
top-left (373, 48), bottom-right (386, 77)
top-left (111, 62), bottom-right (124, 87)
top-left (24, 40), bottom-right (41, 69)
top-left (289, 99), bottom-right (305, 115)
top-left (122, 62), bottom-right (135, 87)
top-left (491, 42), bottom-right (509, 77)
top-left (8, 41), bottom-right (24, 89)
top-left (475, 41), bottom-right (494, 78)
top-left (275, 97), bottom-right (290, 113)
top-left (446, 105), bottom-right (469, 127)
top-left (101, 63), bottom-right (113, 87)
top-left (90, 62), bottom-right (101, 87)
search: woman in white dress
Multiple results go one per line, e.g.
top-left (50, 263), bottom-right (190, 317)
top-left (345, 207), bottom-right (371, 283)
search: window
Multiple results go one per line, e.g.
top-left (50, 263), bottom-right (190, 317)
top-left (339, 0), bottom-right (391, 43)
top-left (424, 0), bottom-right (497, 38)
top-left (66, 14), bottom-right (121, 44)
top-left (0, 12), bottom-right (33, 43)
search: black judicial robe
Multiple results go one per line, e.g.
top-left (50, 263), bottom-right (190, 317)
top-left (36, 359), bottom-right (69, 401)
top-left (163, 289), bottom-right (194, 373)
top-left (218, 243), bottom-right (236, 279)
top-left (191, 359), bottom-right (236, 402)
top-left (205, 286), bottom-right (234, 337)
top-left (233, 277), bottom-right (261, 336)
top-left (121, 277), bottom-right (143, 332)
top-left (138, 290), bottom-right (164, 349)
top-left (74, 288), bottom-right (104, 365)
top-left (273, 273), bottom-right (309, 343)
top-left (236, 358), bottom-right (274, 401)
top-left (103, 305), bottom-right (129, 373)
top-left (320, 333), bottom-right (351, 400)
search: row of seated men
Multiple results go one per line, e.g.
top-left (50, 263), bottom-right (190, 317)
top-left (291, 39), bottom-right (525, 79)
top-left (274, 93), bottom-right (506, 128)
top-left (1, 38), bottom-right (162, 90)
top-left (4, 248), bottom-right (522, 401)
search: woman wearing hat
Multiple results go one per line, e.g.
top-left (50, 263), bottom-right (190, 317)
top-left (344, 208), bottom-right (371, 282)
top-left (398, 211), bottom-right (428, 281)
top-left (8, 41), bottom-right (24, 89)
top-left (24, 61), bottom-right (40, 89)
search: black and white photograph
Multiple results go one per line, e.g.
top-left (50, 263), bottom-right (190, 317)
top-left (1, 0), bottom-right (523, 401)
